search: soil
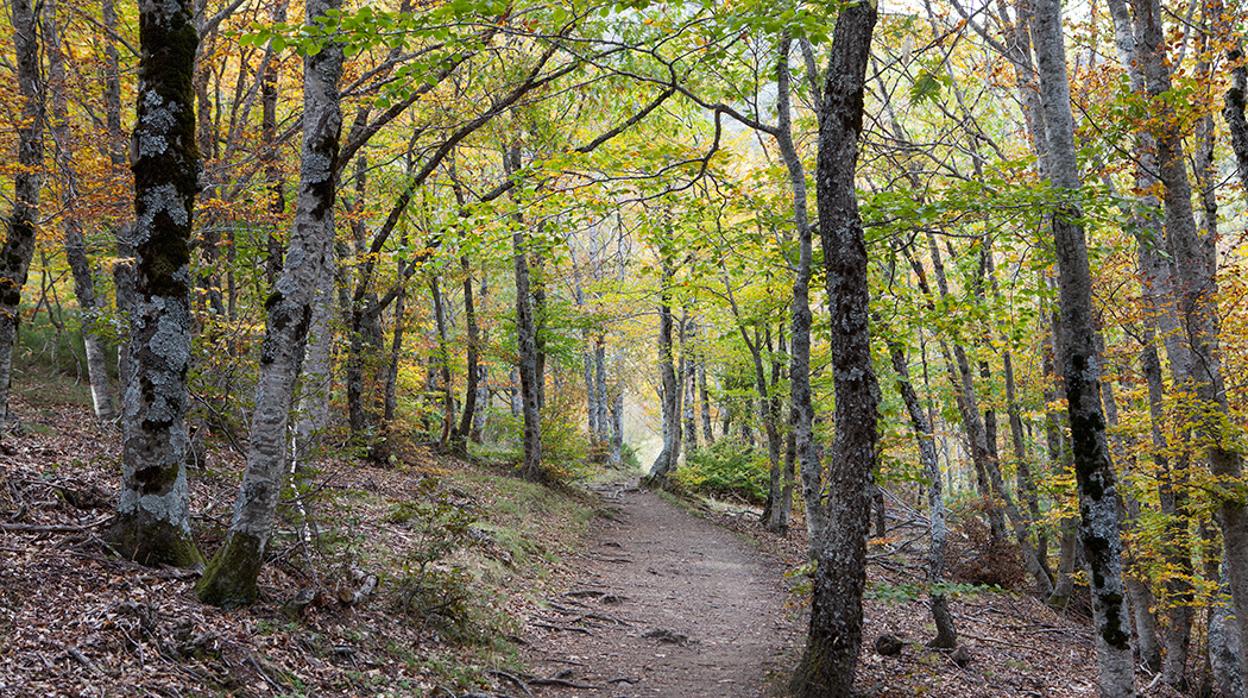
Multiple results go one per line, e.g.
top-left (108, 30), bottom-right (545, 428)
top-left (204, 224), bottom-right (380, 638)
top-left (519, 482), bottom-right (801, 698)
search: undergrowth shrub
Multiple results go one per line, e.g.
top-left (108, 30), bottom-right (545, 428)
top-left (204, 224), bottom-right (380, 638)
top-left (947, 497), bottom-right (1026, 589)
top-left (389, 479), bottom-right (483, 643)
top-left (672, 440), bottom-right (769, 504)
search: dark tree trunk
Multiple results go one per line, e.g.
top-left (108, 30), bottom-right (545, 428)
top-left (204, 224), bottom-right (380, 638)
top-left (648, 254), bottom-right (680, 481)
top-left (1031, 0), bottom-right (1137, 691)
top-left (260, 0), bottom-right (288, 286)
top-left (0, 0), bottom-right (45, 427)
top-left (506, 146), bottom-right (543, 482)
top-left (790, 5), bottom-right (879, 695)
top-left (698, 359), bottom-right (714, 445)
top-left (453, 256), bottom-right (480, 455)
top-left (108, 0), bottom-right (202, 567)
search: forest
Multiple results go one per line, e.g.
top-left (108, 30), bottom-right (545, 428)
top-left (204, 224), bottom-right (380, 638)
top-left (2, 0), bottom-right (1248, 695)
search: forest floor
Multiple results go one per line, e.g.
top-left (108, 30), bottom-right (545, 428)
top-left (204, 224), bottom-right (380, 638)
top-left (0, 368), bottom-right (1186, 697)
top-left (513, 479), bottom-right (1152, 698)
top-left (518, 482), bottom-right (800, 697)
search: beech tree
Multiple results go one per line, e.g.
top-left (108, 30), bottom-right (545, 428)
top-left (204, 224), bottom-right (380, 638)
top-left (197, 0), bottom-right (344, 605)
top-left (0, 0), bottom-right (44, 428)
top-left (1032, 0), bottom-right (1136, 691)
top-left (106, 0), bottom-right (202, 567)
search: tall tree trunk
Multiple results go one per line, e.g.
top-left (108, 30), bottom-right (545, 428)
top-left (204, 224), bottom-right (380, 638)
top-left (431, 277), bottom-right (453, 449)
top-left (0, 0), bottom-right (45, 427)
top-left (648, 254), bottom-right (680, 481)
top-left (44, 0), bottom-right (118, 422)
top-left (890, 341), bottom-right (957, 649)
top-left (1031, 0), bottom-right (1136, 692)
top-left (594, 337), bottom-right (608, 442)
top-left (698, 358), bottom-right (714, 445)
top-left (107, 0), bottom-right (201, 567)
top-left (470, 273), bottom-right (489, 442)
top-left (293, 251), bottom-right (335, 466)
top-left (102, 0), bottom-right (136, 393)
top-left (1133, 0), bottom-right (1248, 681)
top-left (609, 366), bottom-right (625, 468)
top-left (790, 5), bottom-right (879, 695)
top-left (682, 345), bottom-right (698, 461)
top-left (1103, 0), bottom-right (1197, 679)
top-left (196, 0), bottom-right (342, 605)
top-left (260, 0), bottom-right (289, 285)
top-left (506, 146), bottom-right (543, 482)
top-left (382, 277), bottom-right (406, 424)
top-left (1225, 45), bottom-right (1248, 193)
top-left (453, 256), bottom-right (479, 455)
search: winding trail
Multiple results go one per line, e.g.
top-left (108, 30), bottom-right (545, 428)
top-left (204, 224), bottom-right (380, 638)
top-left (521, 483), bottom-right (800, 697)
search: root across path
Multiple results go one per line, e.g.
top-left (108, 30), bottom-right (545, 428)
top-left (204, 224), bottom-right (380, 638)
top-left (521, 484), bottom-right (800, 697)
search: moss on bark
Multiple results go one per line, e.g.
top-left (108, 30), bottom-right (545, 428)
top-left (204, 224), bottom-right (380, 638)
top-left (196, 531), bottom-right (264, 608)
top-left (107, 513), bottom-right (202, 568)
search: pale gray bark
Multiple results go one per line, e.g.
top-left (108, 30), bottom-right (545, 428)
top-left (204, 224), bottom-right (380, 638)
top-left (293, 250), bottom-right (336, 465)
top-left (891, 340), bottom-right (957, 648)
top-left (1031, 0), bottom-right (1137, 692)
top-left (1129, 0), bottom-right (1248, 682)
top-left (594, 338), bottom-right (608, 442)
top-left (1209, 570), bottom-right (1246, 698)
top-left (431, 277), bottom-right (453, 448)
top-left (196, 0), bottom-right (342, 605)
top-left (45, 0), bottom-right (118, 423)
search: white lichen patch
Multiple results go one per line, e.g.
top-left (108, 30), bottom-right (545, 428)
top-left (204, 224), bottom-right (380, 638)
top-left (135, 184), bottom-right (189, 238)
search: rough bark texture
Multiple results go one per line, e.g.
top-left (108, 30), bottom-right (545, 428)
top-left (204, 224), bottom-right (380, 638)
top-left (1131, 0), bottom-right (1248, 682)
top-left (1031, 0), bottom-right (1137, 693)
top-left (1225, 47), bottom-right (1248, 195)
top-left (0, 0), bottom-right (45, 428)
top-left (648, 255), bottom-right (680, 481)
top-left (45, 0), bottom-right (118, 423)
top-left (196, 0), bottom-right (342, 605)
top-left (790, 4), bottom-right (879, 695)
top-left (108, 0), bottom-right (202, 568)
top-left (506, 146), bottom-right (544, 482)
top-left (293, 248), bottom-right (336, 466)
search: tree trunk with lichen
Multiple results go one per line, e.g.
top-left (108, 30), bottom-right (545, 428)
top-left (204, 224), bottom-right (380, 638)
top-left (107, 0), bottom-right (201, 567)
top-left (505, 146), bottom-right (544, 483)
top-left (1031, 0), bottom-right (1136, 693)
top-left (0, 0), bottom-right (45, 429)
top-left (196, 0), bottom-right (342, 606)
top-left (790, 4), bottom-right (878, 695)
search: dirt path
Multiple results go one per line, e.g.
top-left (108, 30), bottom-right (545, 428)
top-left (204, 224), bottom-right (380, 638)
top-left (519, 483), bottom-right (800, 697)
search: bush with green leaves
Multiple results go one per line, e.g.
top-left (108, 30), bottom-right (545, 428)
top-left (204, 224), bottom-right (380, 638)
top-left (388, 479), bottom-right (482, 642)
top-left (672, 439), bottom-right (769, 504)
